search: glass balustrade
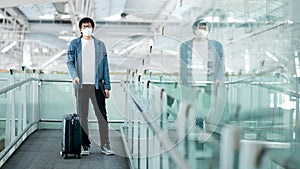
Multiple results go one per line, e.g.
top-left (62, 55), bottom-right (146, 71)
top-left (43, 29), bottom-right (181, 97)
top-left (121, 65), bottom-right (299, 169)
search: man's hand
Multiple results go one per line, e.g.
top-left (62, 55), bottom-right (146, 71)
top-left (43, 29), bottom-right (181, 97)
top-left (215, 79), bottom-right (222, 86)
top-left (73, 77), bottom-right (80, 85)
top-left (105, 90), bottom-right (110, 98)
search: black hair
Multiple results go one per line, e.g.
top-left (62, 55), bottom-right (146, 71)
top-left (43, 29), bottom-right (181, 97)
top-left (78, 17), bottom-right (95, 29)
top-left (192, 18), bottom-right (208, 30)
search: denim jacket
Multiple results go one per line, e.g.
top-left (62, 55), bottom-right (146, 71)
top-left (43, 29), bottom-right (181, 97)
top-left (67, 36), bottom-right (111, 90)
top-left (180, 38), bottom-right (224, 85)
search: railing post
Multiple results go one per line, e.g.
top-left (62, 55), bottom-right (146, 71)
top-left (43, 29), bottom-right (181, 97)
top-left (20, 66), bottom-right (27, 132)
top-left (5, 69), bottom-right (15, 146)
top-left (32, 69), bottom-right (39, 125)
top-left (151, 89), bottom-right (162, 169)
top-left (177, 101), bottom-right (198, 167)
top-left (125, 69), bottom-right (130, 124)
top-left (219, 125), bottom-right (241, 169)
top-left (160, 89), bottom-right (169, 169)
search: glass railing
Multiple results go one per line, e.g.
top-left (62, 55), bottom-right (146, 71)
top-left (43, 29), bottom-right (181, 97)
top-left (121, 66), bottom-right (298, 169)
top-left (0, 68), bottom-right (40, 167)
top-left (38, 74), bottom-right (128, 130)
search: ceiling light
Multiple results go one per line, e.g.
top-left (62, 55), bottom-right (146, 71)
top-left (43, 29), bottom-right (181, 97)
top-left (58, 36), bottom-right (77, 41)
top-left (42, 48), bottom-right (49, 53)
top-left (265, 51), bottom-right (279, 62)
top-left (33, 48), bottom-right (39, 53)
top-left (61, 14), bottom-right (71, 19)
top-left (104, 14), bottom-right (121, 21)
top-left (295, 57), bottom-right (300, 77)
top-left (1, 41), bottom-right (17, 53)
top-left (39, 14), bottom-right (55, 20)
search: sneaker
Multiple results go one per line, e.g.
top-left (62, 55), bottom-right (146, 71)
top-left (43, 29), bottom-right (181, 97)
top-left (100, 145), bottom-right (114, 155)
top-left (81, 145), bottom-right (90, 156)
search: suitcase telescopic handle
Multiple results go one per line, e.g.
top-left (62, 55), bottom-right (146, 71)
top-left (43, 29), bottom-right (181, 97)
top-left (73, 88), bottom-right (79, 115)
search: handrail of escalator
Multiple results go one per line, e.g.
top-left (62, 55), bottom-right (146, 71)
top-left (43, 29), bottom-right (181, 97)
top-left (120, 80), bottom-right (190, 169)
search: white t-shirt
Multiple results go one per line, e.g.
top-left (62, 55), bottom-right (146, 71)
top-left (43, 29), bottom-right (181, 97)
top-left (81, 38), bottom-right (95, 84)
top-left (190, 40), bottom-right (209, 81)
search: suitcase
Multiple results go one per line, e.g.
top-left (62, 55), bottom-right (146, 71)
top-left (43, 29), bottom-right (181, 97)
top-left (60, 113), bottom-right (82, 159)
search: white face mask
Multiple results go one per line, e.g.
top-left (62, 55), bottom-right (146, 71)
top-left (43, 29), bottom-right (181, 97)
top-left (82, 28), bottom-right (93, 36)
top-left (194, 29), bottom-right (208, 39)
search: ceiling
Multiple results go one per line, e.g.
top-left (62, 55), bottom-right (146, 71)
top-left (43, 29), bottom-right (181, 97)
top-left (0, 0), bottom-right (295, 78)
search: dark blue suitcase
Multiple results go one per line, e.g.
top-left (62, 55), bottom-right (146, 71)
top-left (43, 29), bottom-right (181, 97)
top-left (60, 113), bottom-right (82, 159)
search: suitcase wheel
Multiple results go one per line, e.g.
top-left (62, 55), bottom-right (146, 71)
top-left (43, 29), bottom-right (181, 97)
top-left (75, 154), bottom-right (81, 159)
top-left (64, 153), bottom-right (68, 159)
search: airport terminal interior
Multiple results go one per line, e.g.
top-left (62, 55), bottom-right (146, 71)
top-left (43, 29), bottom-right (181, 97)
top-left (1, 0), bottom-right (300, 168)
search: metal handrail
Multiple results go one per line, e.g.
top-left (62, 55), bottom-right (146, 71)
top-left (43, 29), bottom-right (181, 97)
top-left (40, 79), bottom-right (122, 83)
top-left (254, 83), bottom-right (300, 98)
top-left (0, 77), bottom-right (39, 94)
top-left (39, 119), bottom-right (124, 123)
top-left (121, 80), bottom-right (190, 169)
top-left (225, 65), bottom-right (285, 84)
top-left (138, 65), bottom-right (285, 85)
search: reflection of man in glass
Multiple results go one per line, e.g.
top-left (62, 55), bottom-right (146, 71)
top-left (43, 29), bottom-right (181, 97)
top-left (180, 17), bottom-right (224, 86)
top-left (179, 17), bottom-right (225, 132)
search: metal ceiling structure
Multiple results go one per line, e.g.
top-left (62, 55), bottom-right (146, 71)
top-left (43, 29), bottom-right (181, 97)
top-left (0, 0), bottom-right (298, 77)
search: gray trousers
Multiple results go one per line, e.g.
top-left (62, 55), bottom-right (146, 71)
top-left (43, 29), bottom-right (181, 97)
top-left (76, 84), bottom-right (109, 147)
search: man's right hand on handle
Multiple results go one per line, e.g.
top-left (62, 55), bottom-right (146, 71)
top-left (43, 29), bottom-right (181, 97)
top-left (73, 77), bottom-right (80, 85)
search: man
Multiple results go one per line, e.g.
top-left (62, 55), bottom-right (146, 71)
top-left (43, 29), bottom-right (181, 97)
top-left (67, 17), bottom-right (114, 156)
top-left (179, 17), bottom-right (226, 133)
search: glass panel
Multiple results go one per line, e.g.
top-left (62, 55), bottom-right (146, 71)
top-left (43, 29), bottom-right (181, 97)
top-left (0, 69), bottom-right (39, 156)
top-left (39, 74), bottom-right (128, 129)
top-left (118, 0), bottom-right (300, 167)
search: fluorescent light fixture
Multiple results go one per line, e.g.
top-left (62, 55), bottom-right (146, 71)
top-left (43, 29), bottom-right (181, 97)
top-left (226, 17), bottom-right (243, 23)
top-left (204, 16), bottom-right (220, 22)
top-left (1, 41), bottom-right (17, 53)
top-left (294, 57), bottom-right (300, 77)
top-left (104, 14), bottom-right (121, 21)
top-left (42, 48), bottom-right (49, 53)
top-left (265, 51), bottom-right (279, 62)
top-left (61, 14), bottom-right (71, 19)
top-left (33, 48), bottom-right (40, 53)
top-left (244, 49), bottom-right (250, 73)
top-left (39, 14), bottom-right (55, 20)
top-left (40, 49), bottom-right (67, 69)
top-left (58, 36), bottom-right (77, 41)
